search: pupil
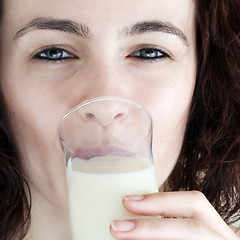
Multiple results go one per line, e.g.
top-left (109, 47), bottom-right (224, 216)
top-left (146, 49), bottom-right (154, 54)
top-left (49, 49), bottom-right (62, 58)
top-left (142, 49), bottom-right (156, 57)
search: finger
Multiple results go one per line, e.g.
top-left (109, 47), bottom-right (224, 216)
top-left (122, 191), bottom-right (237, 240)
top-left (123, 191), bottom-right (215, 218)
top-left (110, 217), bottom-right (225, 240)
top-left (123, 191), bottom-right (225, 224)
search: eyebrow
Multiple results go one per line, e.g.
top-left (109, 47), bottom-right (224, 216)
top-left (14, 18), bottom-right (189, 46)
top-left (121, 20), bottom-right (189, 46)
top-left (14, 18), bottom-right (91, 40)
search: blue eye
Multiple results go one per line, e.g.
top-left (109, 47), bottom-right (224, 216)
top-left (130, 48), bottom-right (169, 60)
top-left (33, 47), bottom-right (75, 61)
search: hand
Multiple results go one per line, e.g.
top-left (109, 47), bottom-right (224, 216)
top-left (110, 191), bottom-right (240, 240)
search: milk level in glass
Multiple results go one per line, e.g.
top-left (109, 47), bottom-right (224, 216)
top-left (66, 155), bottom-right (158, 240)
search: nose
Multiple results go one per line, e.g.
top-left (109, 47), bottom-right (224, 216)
top-left (81, 99), bottom-right (129, 127)
top-left (76, 50), bottom-right (131, 103)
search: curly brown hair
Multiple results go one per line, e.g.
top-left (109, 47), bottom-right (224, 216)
top-left (0, 0), bottom-right (239, 239)
top-left (0, 96), bottom-right (31, 239)
top-left (167, 0), bottom-right (240, 224)
top-left (0, 2), bottom-right (31, 239)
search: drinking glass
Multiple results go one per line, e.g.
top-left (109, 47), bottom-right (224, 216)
top-left (58, 96), bottom-right (158, 240)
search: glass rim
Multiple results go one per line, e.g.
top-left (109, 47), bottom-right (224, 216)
top-left (57, 96), bottom-right (153, 142)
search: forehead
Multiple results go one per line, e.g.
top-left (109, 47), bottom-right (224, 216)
top-left (3, 0), bottom-right (196, 41)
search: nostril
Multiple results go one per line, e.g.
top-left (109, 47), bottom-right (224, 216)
top-left (114, 113), bottom-right (124, 119)
top-left (82, 102), bottom-right (128, 126)
top-left (86, 113), bottom-right (95, 119)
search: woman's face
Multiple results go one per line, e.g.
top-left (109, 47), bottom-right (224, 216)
top-left (1, 0), bottom-right (196, 202)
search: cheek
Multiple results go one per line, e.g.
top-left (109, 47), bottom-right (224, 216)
top-left (1, 79), bottom-right (70, 164)
top-left (6, 98), bottom-right (60, 159)
top-left (151, 100), bottom-right (189, 188)
top-left (139, 77), bottom-right (195, 188)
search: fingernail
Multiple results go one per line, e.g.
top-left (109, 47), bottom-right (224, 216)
top-left (123, 195), bottom-right (145, 201)
top-left (111, 220), bottom-right (135, 232)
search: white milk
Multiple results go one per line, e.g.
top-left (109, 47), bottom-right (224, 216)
top-left (66, 155), bottom-right (158, 240)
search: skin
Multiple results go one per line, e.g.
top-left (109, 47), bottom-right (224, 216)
top-left (0, 0), bottom-right (239, 239)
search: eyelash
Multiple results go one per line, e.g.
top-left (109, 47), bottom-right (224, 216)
top-left (33, 46), bottom-right (75, 61)
top-left (32, 46), bottom-right (171, 62)
top-left (129, 48), bottom-right (171, 61)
